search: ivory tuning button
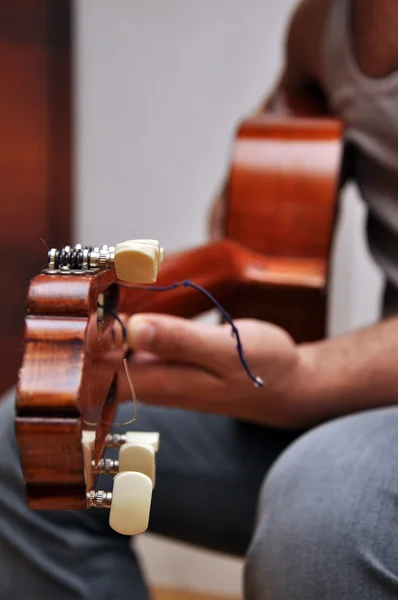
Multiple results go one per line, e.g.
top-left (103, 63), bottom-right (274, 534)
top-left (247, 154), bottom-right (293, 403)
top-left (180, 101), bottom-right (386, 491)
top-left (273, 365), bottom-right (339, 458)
top-left (90, 432), bottom-right (159, 535)
top-left (114, 239), bottom-right (164, 284)
top-left (124, 431), bottom-right (159, 451)
top-left (119, 443), bottom-right (156, 487)
top-left (109, 471), bottom-right (153, 536)
top-left (95, 443), bottom-right (156, 479)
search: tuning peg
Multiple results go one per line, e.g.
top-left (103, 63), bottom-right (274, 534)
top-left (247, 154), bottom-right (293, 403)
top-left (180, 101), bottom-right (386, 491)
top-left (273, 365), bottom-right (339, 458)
top-left (94, 442), bottom-right (156, 487)
top-left (44, 241), bottom-right (164, 277)
top-left (114, 239), bottom-right (164, 284)
top-left (119, 443), bottom-right (155, 487)
top-left (87, 471), bottom-right (153, 536)
top-left (109, 471), bottom-right (152, 536)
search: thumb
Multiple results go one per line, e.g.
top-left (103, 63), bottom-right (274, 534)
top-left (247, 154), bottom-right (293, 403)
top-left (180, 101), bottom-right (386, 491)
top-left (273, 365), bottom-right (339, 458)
top-left (126, 313), bottom-right (236, 372)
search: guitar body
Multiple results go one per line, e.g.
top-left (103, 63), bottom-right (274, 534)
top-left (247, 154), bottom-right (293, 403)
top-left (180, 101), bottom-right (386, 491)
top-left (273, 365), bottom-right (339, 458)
top-left (120, 105), bottom-right (343, 344)
top-left (16, 93), bottom-right (343, 513)
top-left (225, 113), bottom-right (343, 341)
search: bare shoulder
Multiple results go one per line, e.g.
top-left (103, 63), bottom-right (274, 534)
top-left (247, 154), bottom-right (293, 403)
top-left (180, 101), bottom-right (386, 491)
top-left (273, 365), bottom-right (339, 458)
top-left (353, 0), bottom-right (398, 78)
top-left (280, 0), bottom-right (398, 90)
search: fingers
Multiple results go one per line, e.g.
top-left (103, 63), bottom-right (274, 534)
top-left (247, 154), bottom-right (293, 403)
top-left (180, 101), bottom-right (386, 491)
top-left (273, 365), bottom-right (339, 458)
top-left (126, 313), bottom-right (238, 374)
top-left (126, 359), bottom-right (224, 410)
top-left (126, 313), bottom-right (290, 388)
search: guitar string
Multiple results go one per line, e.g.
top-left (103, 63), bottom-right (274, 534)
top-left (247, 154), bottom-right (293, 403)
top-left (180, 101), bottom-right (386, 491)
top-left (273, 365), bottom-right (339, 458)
top-left (89, 307), bottom-right (137, 427)
top-left (119, 279), bottom-right (264, 387)
top-left (93, 281), bottom-right (264, 427)
top-left (121, 357), bottom-right (138, 425)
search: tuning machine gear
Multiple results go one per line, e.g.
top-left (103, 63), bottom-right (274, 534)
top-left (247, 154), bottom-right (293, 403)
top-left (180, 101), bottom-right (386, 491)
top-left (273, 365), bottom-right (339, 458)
top-left (43, 240), bottom-right (164, 284)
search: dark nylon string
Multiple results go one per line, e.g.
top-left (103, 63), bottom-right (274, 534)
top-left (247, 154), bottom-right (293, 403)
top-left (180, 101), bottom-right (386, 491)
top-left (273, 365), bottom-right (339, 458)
top-left (118, 279), bottom-right (264, 387)
top-left (98, 304), bottom-right (128, 341)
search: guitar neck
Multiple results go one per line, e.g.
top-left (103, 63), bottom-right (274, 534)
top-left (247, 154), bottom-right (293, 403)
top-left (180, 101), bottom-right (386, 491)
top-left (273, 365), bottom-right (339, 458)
top-left (118, 240), bottom-right (257, 318)
top-left (118, 237), bottom-right (327, 319)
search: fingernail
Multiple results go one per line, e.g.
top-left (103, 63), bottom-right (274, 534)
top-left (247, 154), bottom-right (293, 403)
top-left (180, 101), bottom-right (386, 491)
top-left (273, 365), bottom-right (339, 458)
top-left (127, 317), bottom-right (155, 350)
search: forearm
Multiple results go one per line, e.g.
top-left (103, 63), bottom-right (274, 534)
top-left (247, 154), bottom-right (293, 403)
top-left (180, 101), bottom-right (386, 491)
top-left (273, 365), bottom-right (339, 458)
top-left (291, 317), bottom-right (398, 427)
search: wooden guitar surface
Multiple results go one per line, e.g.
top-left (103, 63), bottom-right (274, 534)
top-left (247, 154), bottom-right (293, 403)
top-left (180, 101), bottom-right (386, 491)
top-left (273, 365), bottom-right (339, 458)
top-left (16, 271), bottom-right (122, 509)
top-left (16, 95), bottom-right (343, 511)
top-left (121, 110), bottom-right (343, 343)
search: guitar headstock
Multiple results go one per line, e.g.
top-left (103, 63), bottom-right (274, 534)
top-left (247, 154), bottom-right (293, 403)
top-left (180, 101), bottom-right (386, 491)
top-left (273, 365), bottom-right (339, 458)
top-left (15, 240), bottom-right (163, 535)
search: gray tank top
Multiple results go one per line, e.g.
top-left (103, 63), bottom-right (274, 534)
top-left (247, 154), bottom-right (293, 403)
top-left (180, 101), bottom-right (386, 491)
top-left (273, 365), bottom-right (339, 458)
top-left (323, 0), bottom-right (398, 316)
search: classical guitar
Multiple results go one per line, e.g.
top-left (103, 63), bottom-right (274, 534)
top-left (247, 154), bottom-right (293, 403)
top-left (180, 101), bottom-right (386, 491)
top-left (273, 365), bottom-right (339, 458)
top-left (15, 91), bottom-right (343, 535)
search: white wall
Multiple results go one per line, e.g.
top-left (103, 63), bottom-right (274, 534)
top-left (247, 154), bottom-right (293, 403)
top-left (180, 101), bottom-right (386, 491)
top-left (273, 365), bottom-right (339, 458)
top-left (74, 1), bottom-right (383, 595)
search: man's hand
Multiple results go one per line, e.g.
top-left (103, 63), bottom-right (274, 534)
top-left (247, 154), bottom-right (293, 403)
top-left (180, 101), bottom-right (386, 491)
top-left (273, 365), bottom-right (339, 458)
top-left (123, 314), bottom-right (305, 428)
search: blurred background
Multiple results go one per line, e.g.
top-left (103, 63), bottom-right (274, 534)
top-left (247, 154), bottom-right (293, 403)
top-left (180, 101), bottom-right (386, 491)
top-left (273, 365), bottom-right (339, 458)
top-left (1, 0), bottom-right (384, 598)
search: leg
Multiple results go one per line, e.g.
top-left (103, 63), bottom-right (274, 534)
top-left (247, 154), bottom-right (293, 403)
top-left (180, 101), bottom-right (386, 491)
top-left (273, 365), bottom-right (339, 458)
top-left (0, 388), bottom-right (298, 599)
top-left (0, 389), bottom-right (149, 600)
top-left (245, 407), bottom-right (398, 600)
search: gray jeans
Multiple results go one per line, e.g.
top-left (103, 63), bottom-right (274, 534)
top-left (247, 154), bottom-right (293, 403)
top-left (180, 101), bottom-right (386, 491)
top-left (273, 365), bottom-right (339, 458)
top-left (1, 387), bottom-right (398, 600)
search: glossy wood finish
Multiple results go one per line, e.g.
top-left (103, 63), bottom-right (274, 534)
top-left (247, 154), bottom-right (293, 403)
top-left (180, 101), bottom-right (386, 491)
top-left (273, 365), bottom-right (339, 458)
top-left (119, 239), bottom-right (327, 341)
top-left (0, 1), bottom-right (72, 396)
top-left (16, 270), bottom-right (123, 509)
top-left (17, 90), bottom-right (343, 509)
top-left (228, 117), bottom-right (342, 259)
top-left (224, 114), bottom-right (342, 340)
top-left (121, 113), bottom-right (342, 343)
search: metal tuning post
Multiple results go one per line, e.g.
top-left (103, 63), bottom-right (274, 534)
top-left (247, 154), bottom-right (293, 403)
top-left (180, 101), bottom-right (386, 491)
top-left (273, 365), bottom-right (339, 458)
top-left (93, 458), bottom-right (119, 475)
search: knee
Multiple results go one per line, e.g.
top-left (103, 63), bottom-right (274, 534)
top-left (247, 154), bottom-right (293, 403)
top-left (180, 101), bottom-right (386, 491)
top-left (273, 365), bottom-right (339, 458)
top-left (244, 409), bottom-right (398, 600)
